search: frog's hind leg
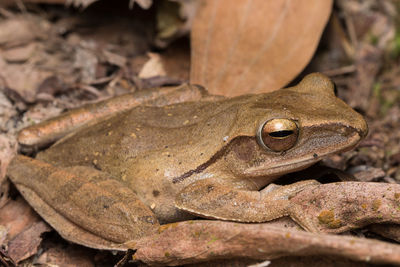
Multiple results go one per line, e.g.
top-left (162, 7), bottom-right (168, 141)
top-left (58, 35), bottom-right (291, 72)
top-left (7, 155), bottom-right (159, 250)
top-left (18, 84), bottom-right (211, 150)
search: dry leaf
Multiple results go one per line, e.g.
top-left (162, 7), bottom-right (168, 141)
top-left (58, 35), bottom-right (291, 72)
top-left (0, 0), bottom-right (65, 6)
top-left (65, 0), bottom-right (98, 8)
top-left (0, 16), bottom-right (50, 47)
top-left (2, 42), bottom-right (37, 63)
top-left (0, 134), bottom-right (17, 207)
top-left (160, 39), bottom-right (191, 81)
top-left (34, 244), bottom-right (95, 267)
top-left (191, 0), bottom-right (332, 95)
top-left (267, 256), bottom-right (369, 267)
top-left (0, 198), bottom-right (51, 263)
top-left (0, 92), bottom-right (16, 133)
top-left (3, 0), bottom-right (154, 9)
top-left (349, 165), bottom-right (386, 182)
top-left (0, 59), bottom-right (53, 103)
top-left (0, 197), bottom-right (41, 241)
top-left (7, 221), bottom-right (51, 263)
top-left (132, 220), bottom-right (400, 266)
top-left (138, 53), bottom-right (167, 79)
top-left (0, 247), bottom-right (17, 267)
top-left (129, 0), bottom-right (153, 10)
top-left (101, 50), bottom-right (127, 68)
top-left (369, 223), bottom-right (400, 243)
top-left (348, 43), bottom-right (382, 111)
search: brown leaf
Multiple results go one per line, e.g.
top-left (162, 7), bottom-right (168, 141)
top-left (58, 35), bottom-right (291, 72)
top-left (138, 53), bottom-right (166, 79)
top-left (66, 0), bottom-right (99, 8)
top-left (5, 0), bottom-right (154, 9)
top-left (369, 223), bottom-right (400, 243)
top-left (0, 57), bottom-right (53, 103)
top-left (0, 197), bottom-right (51, 263)
top-left (101, 50), bottom-right (127, 68)
top-left (36, 76), bottom-right (68, 97)
top-left (132, 220), bottom-right (400, 266)
top-left (160, 38), bottom-right (191, 81)
top-left (348, 165), bottom-right (386, 182)
top-left (7, 221), bottom-right (51, 263)
top-left (0, 92), bottom-right (17, 133)
top-left (0, 134), bottom-right (17, 208)
top-left (0, 247), bottom-right (17, 267)
top-left (390, 152), bottom-right (400, 166)
top-left (0, 0), bottom-right (64, 6)
top-left (2, 42), bottom-right (37, 63)
top-left (185, 256), bottom-right (367, 267)
top-left (0, 17), bottom-right (49, 47)
top-left (0, 134), bottom-right (17, 180)
top-left (186, 258), bottom-right (260, 267)
top-left (190, 0), bottom-right (333, 96)
top-left (133, 0), bottom-right (153, 9)
top-left (34, 244), bottom-right (95, 267)
top-left (348, 43), bottom-right (382, 111)
top-left (268, 256), bottom-right (370, 267)
top-left (0, 197), bottom-right (41, 241)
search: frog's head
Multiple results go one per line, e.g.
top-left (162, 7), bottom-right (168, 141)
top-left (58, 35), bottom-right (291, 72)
top-left (223, 73), bottom-right (368, 179)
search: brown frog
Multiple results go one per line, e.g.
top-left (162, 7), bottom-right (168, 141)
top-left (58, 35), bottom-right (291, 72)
top-left (7, 73), bottom-right (368, 249)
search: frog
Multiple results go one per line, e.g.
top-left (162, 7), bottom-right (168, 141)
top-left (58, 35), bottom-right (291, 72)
top-left (7, 73), bottom-right (368, 250)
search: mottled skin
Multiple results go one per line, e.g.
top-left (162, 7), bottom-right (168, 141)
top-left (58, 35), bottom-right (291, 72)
top-left (7, 73), bottom-right (368, 249)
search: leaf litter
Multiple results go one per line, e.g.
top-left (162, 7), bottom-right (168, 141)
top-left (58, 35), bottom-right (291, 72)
top-left (0, 0), bottom-right (400, 266)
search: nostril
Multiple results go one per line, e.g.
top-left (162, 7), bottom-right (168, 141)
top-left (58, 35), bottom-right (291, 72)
top-left (358, 119), bottom-right (369, 139)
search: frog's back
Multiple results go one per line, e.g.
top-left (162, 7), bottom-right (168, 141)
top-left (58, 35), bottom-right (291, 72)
top-left (36, 97), bottom-right (248, 173)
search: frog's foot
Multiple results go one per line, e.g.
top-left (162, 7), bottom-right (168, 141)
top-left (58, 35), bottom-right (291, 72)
top-left (260, 180), bottom-right (322, 232)
top-left (7, 155), bottom-right (160, 250)
top-left (18, 84), bottom-right (209, 149)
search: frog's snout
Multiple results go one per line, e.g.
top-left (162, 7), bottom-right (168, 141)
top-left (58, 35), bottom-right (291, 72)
top-left (358, 120), bottom-right (368, 139)
top-left (353, 112), bottom-right (369, 140)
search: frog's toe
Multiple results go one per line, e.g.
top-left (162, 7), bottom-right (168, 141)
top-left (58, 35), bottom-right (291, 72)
top-left (288, 205), bottom-right (322, 233)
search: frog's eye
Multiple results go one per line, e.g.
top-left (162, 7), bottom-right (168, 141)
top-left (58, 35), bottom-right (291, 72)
top-left (257, 118), bottom-right (299, 152)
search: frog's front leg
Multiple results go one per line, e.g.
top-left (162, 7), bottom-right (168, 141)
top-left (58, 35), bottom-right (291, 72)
top-left (175, 179), bottom-right (320, 230)
top-left (7, 155), bottom-right (159, 249)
